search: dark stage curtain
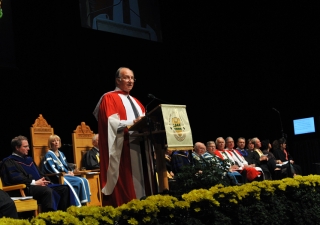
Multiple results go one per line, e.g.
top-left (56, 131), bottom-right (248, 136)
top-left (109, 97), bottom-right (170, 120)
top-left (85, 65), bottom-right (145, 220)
top-left (291, 138), bottom-right (320, 176)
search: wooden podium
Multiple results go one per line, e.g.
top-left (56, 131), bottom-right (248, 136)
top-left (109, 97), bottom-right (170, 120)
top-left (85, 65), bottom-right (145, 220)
top-left (129, 104), bottom-right (193, 193)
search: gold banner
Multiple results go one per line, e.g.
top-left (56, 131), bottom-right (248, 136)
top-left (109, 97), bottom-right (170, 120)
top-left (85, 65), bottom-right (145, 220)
top-left (161, 104), bottom-right (193, 150)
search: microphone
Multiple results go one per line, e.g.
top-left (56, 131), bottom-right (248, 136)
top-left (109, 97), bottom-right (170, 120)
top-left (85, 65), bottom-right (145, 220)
top-left (272, 107), bottom-right (286, 139)
top-left (147, 94), bottom-right (169, 104)
top-left (146, 96), bottom-right (155, 113)
top-left (146, 93), bottom-right (170, 113)
top-left (63, 144), bottom-right (72, 147)
top-left (272, 108), bottom-right (280, 113)
top-left (148, 94), bottom-right (156, 99)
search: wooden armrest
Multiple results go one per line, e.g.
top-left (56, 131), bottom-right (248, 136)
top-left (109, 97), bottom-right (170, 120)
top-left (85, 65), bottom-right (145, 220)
top-left (45, 172), bottom-right (66, 177)
top-left (45, 172), bottom-right (66, 184)
top-left (73, 171), bottom-right (87, 175)
top-left (73, 171), bottom-right (100, 176)
top-left (2, 184), bottom-right (26, 192)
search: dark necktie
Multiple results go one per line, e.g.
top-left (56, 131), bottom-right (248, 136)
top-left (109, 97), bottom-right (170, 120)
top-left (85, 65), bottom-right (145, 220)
top-left (222, 151), bottom-right (235, 165)
top-left (232, 150), bottom-right (243, 163)
top-left (127, 95), bottom-right (139, 118)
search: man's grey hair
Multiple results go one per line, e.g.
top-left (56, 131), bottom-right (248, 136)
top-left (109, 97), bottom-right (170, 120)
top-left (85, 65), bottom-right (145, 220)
top-left (115, 67), bottom-right (133, 79)
top-left (225, 137), bottom-right (234, 142)
top-left (215, 137), bottom-right (225, 145)
top-left (193, 142), bottom-right (201, 150)
top-left (206, 141), bottom-right (215, 147)
top-left (92, 134), bottom-right (98, 142)
top-left (251, 137), bottom-right (259, 147)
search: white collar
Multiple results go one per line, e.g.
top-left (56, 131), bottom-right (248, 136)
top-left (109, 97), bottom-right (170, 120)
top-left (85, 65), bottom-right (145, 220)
top-left (12, 152), bottom-right (23, 158)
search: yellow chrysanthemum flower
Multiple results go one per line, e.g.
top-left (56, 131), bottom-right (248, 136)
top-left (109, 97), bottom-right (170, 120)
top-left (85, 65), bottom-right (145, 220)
top-left (142, 216), bottom-right (151, 223)
top-left (128, 217), bottom-right (139, 225)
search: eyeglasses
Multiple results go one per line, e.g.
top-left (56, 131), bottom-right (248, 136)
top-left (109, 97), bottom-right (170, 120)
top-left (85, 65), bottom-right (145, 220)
top-left (118, 77), bottom-right (136, 82)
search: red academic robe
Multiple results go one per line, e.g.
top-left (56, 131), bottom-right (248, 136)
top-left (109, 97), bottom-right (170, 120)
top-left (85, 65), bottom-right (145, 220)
top-left (96, 90), bottom-right (150, 207)
top-left (215, 149), bottom-right (260, 182)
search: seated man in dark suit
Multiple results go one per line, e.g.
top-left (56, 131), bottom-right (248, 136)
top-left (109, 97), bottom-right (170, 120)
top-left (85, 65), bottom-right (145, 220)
top-left (236, 137), bottom-right (252, 163)
top-left (171, 150), bottom-right (191, 175)
top-left (82, 134), bottom-right (100, 170)
top-left (0, 135), bottom-right (74, 212)
top-left (249, 137), bottom-right (273, 180)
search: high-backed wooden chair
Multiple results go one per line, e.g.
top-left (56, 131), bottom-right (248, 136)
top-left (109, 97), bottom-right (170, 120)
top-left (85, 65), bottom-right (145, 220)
top-left (30, 114), bottom-right (54, 167)
top-left (72, 122), bottom-right (102, 207)
top-left (72, 122), bottom-right (94, 169)
top-left (0, 177), bottom-right (39, 216)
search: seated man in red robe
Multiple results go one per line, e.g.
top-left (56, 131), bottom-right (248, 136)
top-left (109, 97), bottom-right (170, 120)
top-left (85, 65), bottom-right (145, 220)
top-left (225, 137), bottom-right (263, 182)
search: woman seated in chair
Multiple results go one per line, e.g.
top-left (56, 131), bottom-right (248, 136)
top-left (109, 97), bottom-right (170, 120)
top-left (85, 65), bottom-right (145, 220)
top-left (42, 134), bottom-right (91, 207)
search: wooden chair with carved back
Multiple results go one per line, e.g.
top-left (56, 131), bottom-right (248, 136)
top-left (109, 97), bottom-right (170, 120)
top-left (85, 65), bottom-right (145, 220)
top-left (30, 114), bottom-right (54, 167)
top-left (30, 114), bottom-right (66, 184)
top-left (72, 122), bottom-right (95, 170)
top-left (72, 122), bottom-right (102, 206)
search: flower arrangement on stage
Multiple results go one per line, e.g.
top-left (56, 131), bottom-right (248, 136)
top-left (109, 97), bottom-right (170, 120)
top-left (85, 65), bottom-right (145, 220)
top-left (2, 175), bottom-right (320, 225)
top-left (30, 211), bottom-right (81, 225)
top-left (30, 206), bottom-right (119, 225)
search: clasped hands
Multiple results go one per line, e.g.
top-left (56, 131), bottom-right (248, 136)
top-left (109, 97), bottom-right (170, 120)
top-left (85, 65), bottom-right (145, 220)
top-left (260, 155), bottom-right (268, 161)
top-left (66, 171), bottom-right (74, 176)
top-left (230, 164), bottom-right (241, 171)
top-left (35, 177), bottom-right (51, 186)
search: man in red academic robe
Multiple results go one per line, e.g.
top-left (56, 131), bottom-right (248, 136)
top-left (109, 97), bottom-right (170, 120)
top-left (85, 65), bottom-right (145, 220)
top-left (93, 67), bottom-right (154, 207)
top-left (225, 137), bottom-right (262, 182)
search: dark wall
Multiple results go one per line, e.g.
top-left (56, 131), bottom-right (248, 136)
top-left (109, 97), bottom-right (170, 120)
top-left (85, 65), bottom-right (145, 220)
top-left (1, 1), bottom-right (320, 175)
top-left (0, 0), bottom-right (16, 68)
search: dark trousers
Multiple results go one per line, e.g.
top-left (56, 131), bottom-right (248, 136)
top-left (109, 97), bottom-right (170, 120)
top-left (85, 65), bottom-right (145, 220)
top-left (0, 190), bottom-right (18, 218)
top-left (28, 185), bottom-right (70, 212)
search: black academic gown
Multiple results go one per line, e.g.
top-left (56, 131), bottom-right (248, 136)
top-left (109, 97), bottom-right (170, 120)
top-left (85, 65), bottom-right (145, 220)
top-left (0, 155), bottom-right (74, 212)
top-left (82, 147), bottom-right (100, 170)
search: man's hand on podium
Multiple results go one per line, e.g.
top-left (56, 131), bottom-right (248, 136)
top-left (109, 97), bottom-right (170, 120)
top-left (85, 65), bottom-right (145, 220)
top-left (134, 116), bottom-right (145, 124)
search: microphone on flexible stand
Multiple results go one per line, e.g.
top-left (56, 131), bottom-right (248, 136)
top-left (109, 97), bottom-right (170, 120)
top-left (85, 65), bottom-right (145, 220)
top-left (272, 107), bottom-right (285, 138)
top-left (273, 107), bottom-right (291, 177)
top-left (145, 98), bottom-right (155, 114)
top-left (148, 93), bottom-right (169, 104)
top-left (145, 93), bottom-right (170, 128)
top-left (147, 94), bottom-right (156, 99)
top-left (63, 144), bottom-right (72, 147)
top-left (272, 107), bottom-right (280, 114)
